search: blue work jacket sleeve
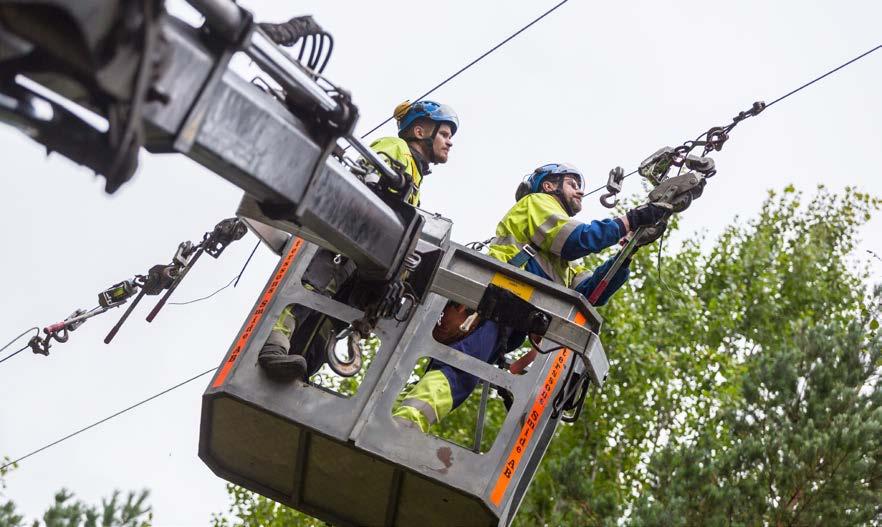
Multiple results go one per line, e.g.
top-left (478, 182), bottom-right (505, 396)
top-left (559, 218), bottom-right (627, 261)
top-left (573, 255), bottom-right (631, 306)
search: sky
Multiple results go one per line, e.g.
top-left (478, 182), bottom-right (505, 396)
top-left (1, 0), bottom-right (880, 524)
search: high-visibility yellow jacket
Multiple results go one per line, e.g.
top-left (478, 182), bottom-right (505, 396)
top-left (369, 136), bottom-right (426, 206)
top-left (488, 193), bottom-right (630, 305)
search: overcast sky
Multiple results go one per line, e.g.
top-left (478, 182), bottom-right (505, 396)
top-left (1, 0), bottom-right (880, 524)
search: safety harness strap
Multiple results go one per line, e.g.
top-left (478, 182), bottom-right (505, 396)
top-left (507, 243), bottom-right (539, 268)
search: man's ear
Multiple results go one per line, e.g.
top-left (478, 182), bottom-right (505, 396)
top-left (412, 123), bottom-right (428, 140)
top-left (541, 180), bottom-right (557, 193)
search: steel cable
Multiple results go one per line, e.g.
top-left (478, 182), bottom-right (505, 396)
top-left (584, 44), bottom-right (882, 198)
top-left (356, 0), bottom-right (571, 140)
top-left (0, 367), bottom-right (217, 472)
top-left (0, 326), bottom-right (38, 365)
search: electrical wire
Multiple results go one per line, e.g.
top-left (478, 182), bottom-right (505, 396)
top-left (356, 0), bottom-right (571, 141)
top-left (167, 239), bottom-right (260, 305)
top-left (167, 276), bottom-right (236, 306)
top-left (0, 327), bottom-right (38, 365)
top-left (0, 345), bottom-right (29, 365)
top-left (765, 44), bottom-right (881, 109)
top-left (584, 44), bottom-right (882, 199)
top-left (0, 366), bottom-right (217, 472)
top-left (234, 239), bottom-right (260, 288)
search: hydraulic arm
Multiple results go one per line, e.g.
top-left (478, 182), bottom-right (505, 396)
top-left (0, 0), bottom-right (413, 282)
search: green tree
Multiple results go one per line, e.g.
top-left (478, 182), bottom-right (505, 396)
top-left (631, 315), bottom-right (882, 526)
top-left (0, 462), bottom-right (151, 527)
top-left (211, 484), bottom-right (321, 527)
top-left (1, 458), bottom-right (25, 527)
top-left (41, 489), bottom-right (152, 527)
top-left (517, 185), bottom-right (880, 525)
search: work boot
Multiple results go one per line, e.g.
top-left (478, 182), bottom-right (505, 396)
top-left (258, 343), bottom-right (308, 382)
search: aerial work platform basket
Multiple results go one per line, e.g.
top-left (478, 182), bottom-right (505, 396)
top-left (199, 212), bottom-right (609, 527)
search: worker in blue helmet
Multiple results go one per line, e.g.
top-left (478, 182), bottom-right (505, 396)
top-left (392, 163), bottom-right (669, 432)
top-left (370, 100), bottom-right (459, 206)
top-left (259, 100), bottom-right (460, 381)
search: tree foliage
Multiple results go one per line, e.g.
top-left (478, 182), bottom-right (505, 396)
top-left (1, 458), bottom-right (25, 527)
top-left (631, 316), bottom-right (882, 526)
top-left (214, 186), bottom-right (882, 526)
top-left (1, 460), bottom-right (151, 527)
top-left (211, 484), bottom-right (320, 527)
top-left (518, 185), bottom-right (880, 525)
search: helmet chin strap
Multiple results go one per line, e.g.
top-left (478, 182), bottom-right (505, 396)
top-left (544, 177), bottom-right (576, 217)
top-left (406, 123), bottom-right (440, 164)
top-left (425, 123), bottom-right (440, 164)
top-left (553, 189), bottom-right (577, 217)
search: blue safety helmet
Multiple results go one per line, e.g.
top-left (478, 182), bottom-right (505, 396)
top-left (528, 163), bottom-right (584, 193)
top-left (516, 163), bottom-right (585, 203)
top-left (396, 100), bottom-right (459, 136)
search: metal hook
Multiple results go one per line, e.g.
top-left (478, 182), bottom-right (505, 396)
top-left (335, 325), bottom-right (353, 340)
top-left (599, 191), bottom-right (618, 209)
top-left (326, 331), bottom-right (363, 377)
top-left (599, 166), bottom-right (625, 208)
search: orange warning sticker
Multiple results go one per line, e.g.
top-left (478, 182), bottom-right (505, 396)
top-left (489, 310), bottom-right (587, 506)
top-left (212, 237), bottom-right (304, 388)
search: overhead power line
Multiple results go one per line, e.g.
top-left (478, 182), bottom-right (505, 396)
top-left (357, 0), bottom-right (571, 140)
top-left (0, 327), bottom-right (38, 365)
top-left (0, 366), bottom-right (217, 472)
top-left (765, 44), bottom-right (881, 109)
top-left (584, 44), bottom-right (882, 198)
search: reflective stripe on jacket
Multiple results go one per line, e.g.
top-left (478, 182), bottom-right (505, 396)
top-left (488, 193), bottom-right (625, 288)
top-left (369, 136), bottom-right (423, 206)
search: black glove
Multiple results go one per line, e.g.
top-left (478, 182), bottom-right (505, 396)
top-left (626, 203), bottom-right (669, 230)
top-left (634, 220), bottom-right (667, 247)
